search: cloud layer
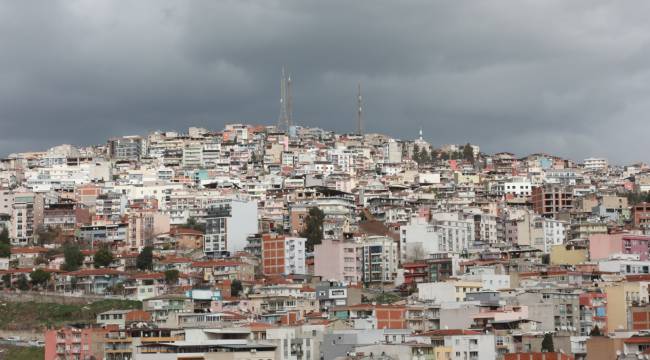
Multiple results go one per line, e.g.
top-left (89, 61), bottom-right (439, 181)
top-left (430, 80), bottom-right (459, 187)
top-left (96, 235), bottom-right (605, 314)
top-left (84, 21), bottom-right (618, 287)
top-left (1, 1), bottom-right (650, 163)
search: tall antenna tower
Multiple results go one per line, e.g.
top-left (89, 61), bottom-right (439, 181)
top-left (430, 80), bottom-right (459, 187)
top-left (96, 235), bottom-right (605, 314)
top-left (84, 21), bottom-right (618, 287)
top-left (278, 67), bottom-right (293, 132)
top-left (357, 83), bottom-right (363, 135)
top-left (287, 73), bottom-right (293, 128)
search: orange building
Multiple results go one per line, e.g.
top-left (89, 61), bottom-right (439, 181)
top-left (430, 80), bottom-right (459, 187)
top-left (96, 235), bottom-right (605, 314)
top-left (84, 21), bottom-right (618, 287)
top-left (262, 234), bottom-right (285, 276)
top-left (376, 305), bottom-right (406, 329)
top-left (631, 304), bottom-right (650, 331)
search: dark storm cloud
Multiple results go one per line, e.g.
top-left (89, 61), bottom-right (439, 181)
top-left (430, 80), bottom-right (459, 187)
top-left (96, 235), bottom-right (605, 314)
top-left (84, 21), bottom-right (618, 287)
top-left (1, 0), bottom-right (650, 163)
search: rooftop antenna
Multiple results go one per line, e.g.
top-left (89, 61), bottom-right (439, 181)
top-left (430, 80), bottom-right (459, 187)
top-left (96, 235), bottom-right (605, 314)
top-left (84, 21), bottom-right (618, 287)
top-left (278, 67), bottom-right (291, 132)
top-left (357, 83), bottom-right (363, 135)
top-left (287, 73), bottom-right (293, 129)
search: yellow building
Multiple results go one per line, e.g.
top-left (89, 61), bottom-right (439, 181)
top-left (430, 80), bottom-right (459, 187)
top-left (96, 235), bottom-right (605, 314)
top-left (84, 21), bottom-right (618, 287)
top-left (604, 281), bottom-right (650, 331)
top-left (434, 346), bottom-right (453, 360)
top-left (453, 171), bottom-right (480, 184)
top-left (453, 280), bottom-right (483, 302)
top-left (550, 245), bottom-right (588, 266)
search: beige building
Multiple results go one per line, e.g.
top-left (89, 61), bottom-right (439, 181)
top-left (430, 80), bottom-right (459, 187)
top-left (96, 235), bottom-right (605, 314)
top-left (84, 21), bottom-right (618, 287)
top-left (127, 210), bottom-right (170, 251)
top-left (550, 245), bottom-right (588, 266)
top-left (604, 281), bottom-right (650, 331)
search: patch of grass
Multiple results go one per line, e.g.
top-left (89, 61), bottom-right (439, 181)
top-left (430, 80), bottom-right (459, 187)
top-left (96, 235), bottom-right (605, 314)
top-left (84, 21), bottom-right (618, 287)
top-left (371, 292), bottom-right (402, 304)
top-left (0, 299), bottom-right (141, 331)
top-left (0, 345), bottom-right (44, 360)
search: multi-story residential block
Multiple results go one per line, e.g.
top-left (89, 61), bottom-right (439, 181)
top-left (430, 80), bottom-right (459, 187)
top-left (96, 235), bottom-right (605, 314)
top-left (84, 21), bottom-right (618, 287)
top-left (11, 191), bottom-right (44, 245)
top-left (313, 238), bottom-right (360, 284)
top-left (203, 198), bottom-right (258, 257)
top-left (44, 326), bottom-right (110, 360)
top-left (359, 236), bottom-right (399, 284)
top-left (532, 184), bottom-right (574, 218)
top-left (262, 234), bottom-right (306, 276)
top-left (108, 135), bottom-right (143, 160)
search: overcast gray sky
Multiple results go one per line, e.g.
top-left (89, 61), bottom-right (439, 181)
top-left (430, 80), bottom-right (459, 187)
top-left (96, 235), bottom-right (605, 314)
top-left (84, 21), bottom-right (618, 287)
top-left (1, 1), bottom-right (649, 163)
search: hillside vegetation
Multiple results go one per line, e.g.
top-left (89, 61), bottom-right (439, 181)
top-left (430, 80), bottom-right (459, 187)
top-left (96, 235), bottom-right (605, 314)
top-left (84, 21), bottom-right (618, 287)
top-left (0, 299), bottom-right (141, 331)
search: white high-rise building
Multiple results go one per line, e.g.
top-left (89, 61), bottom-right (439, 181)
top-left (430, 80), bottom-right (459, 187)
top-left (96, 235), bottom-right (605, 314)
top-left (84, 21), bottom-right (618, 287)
top-left (584, 157), bottom-right (608, 171)
top-left (203, 198), bottom-right (258, 257)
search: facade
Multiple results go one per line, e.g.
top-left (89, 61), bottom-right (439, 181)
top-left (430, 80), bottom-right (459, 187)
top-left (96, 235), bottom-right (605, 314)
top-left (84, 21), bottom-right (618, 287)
top-left (532, 185), bottom-right (574, 218)
top-left (359, 236), bottom-right (399, 284)
top-left (108, 136), bottom-right (143, 160)
top-left (314, 238), bottom-right (360, 284)
top-left (203, 198), bottom-right (258, 257)
top-left (44, 326), bottom-right (109, 360)
top-left (262, 234), bottom-right (306, 276)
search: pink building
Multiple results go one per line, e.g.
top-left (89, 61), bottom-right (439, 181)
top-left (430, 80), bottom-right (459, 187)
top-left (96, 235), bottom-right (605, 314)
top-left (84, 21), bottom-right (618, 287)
top-left (589, 233), bottom-right (650, 261)
top-left (314, 239), bottom-right (360, 284)
top-left (44, 326), bottom-right (110, 360)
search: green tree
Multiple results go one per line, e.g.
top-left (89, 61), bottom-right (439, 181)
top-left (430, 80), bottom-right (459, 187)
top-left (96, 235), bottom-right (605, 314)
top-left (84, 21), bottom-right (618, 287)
top-left (0, 226), bottom-right (9, 243)
top-left (0, 242), bottom-right (9, 258)
top-left (412, 144), bottom-right (420, 162)
top-left (36, 225), bottom-right (59, 245)
top-left (0, 226), bottom-right (9, 258)
top-left (30, 269), bottom-right (51, 289)
top-left (164, 269), bottom-right (180, 285)
top-left (1, 273), bottom-right (10, 288)
top-left (231, 279), bottom-right (243, 297)
top-left (16, 274), bottom-right (29, 291)
top-left (372, 292), bottom-right (401, 304)
top-left (462, 143), bottom-right (474, 163)
top-left (590, 325), bottom-right (602, 336)
top-left (541, 333), bottom-right (555, 352)
top-left (93, 246), bottom-right (114, 268)
top-left (62, 243), bottom-right (84, 271)
top-left (136, 246), bottom-right (154, 271)
top-left (185, 217), bottom-right (206, 233)
top-left (300, 207), bottom-right (325, 251)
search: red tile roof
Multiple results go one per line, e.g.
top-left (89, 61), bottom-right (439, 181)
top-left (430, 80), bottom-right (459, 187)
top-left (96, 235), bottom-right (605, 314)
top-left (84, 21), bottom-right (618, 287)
top-left (11, 246), bottom-right (48, 254)
top-left (422, 329), bottom-right (482, 336)
top-left (66, 268), bottom-right (124, 276)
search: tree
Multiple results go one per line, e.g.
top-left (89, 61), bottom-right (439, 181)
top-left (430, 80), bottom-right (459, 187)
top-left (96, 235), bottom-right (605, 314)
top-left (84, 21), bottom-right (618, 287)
top-left (0, 226), bottom-right (9, 243)
top-left (0, 226), bottom-right (9, 258)
top-left (300, 207), bottom-right (325, 252)
top-left (231, 279), bottom-right (243, 297)
top-left (164, 269), bottom-right (179, 285)
top-left (30, 269), bottom-right (51, 289)
top-left (541, 333), bottom-right (555, 352)
top-left (108, 282), bottom-right (125, 296)
top-left (0, 242), bottom-right (9, 258)
top-left (590, 325), bottom-right (602, 336)
top-left (36, 225), bottom-right (59, 245)
top-left (1, 273), bottom-right (10, 288)
top-left (16, 274), bottom-right (29, 291)
top-left (185, 217), bottom-right (206, 233)
top-left (93, 246), bottom-right (114, 268)
top-left (462, 143), bottom-right (474, 163)
top-left (62, 243), bottom-right (84, 271)
top-left (136, 246), bottom-right (154, 271)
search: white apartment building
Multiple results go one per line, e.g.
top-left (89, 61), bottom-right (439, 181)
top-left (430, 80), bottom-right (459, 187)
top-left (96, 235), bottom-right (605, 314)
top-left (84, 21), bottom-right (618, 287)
top-left (284, 236), bottom-right (306, 275)
top-left (494, 178), bottom-right (532, 197)
top-left (444, 332), bottom-right (496, 360)
top-left (584, 157), bottom-right (608, 171)
top-left (203, 198), bottom-right (258, 257)
top-left (182, 144), bottom-right (203, 168)
top-left (383, 139), bottom-right (402, 164)
top-left (430, 212), bottom-right (475, 254)
top-left (360, 236), bottom-right (399, 284)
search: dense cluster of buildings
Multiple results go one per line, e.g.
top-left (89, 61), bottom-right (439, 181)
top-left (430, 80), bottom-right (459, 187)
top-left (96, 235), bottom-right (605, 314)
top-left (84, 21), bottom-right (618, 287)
top-left (1, 124), bottom-right (650, 359)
